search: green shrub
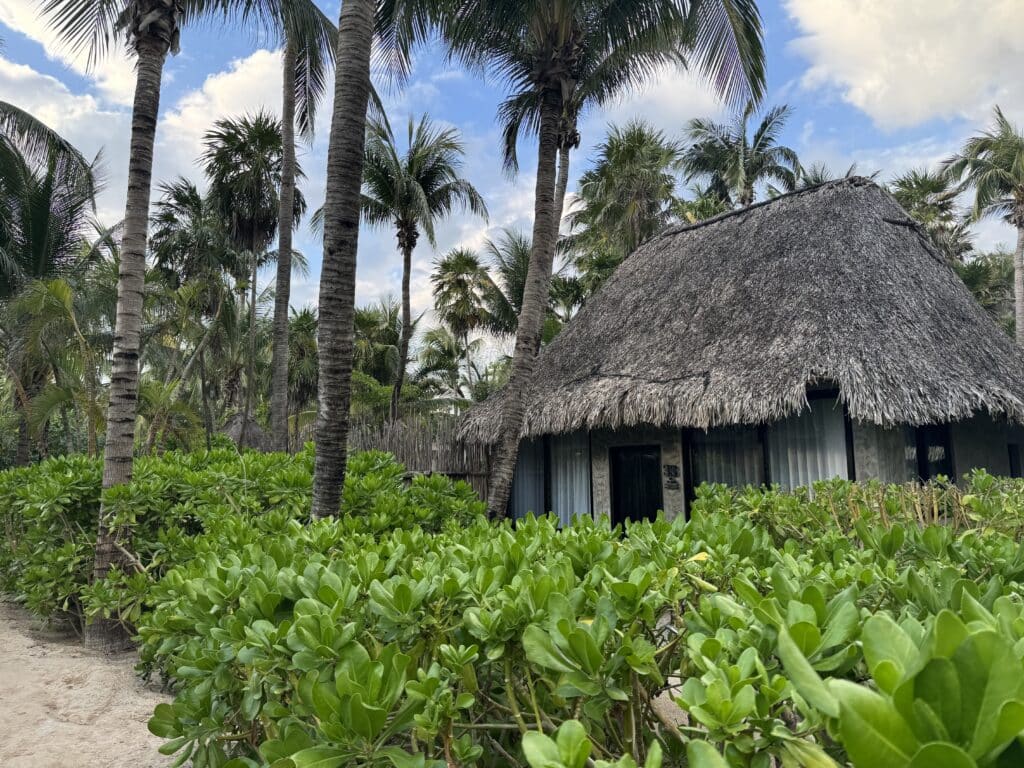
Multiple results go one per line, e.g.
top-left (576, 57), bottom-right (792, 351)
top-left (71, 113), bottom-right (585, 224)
top-left (0, 447), bottom-right (484, 632)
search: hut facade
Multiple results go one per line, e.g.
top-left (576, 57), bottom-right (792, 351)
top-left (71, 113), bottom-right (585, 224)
top-left (462, 178), bottom-right (1024, 523)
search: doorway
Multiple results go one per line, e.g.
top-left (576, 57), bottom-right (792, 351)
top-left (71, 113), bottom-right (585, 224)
top-left (609, 445), bottom-right (664, 525)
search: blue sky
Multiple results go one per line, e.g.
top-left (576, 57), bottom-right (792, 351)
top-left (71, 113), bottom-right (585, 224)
top-left (1, 0), bottom-right (1022, 318)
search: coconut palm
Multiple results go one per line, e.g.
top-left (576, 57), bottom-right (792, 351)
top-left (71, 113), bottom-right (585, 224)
top-left (562, 120), bottom-right (682, 290)
top-left (270, 1), bottom-right (336, 452)
top-left (944, 107), bottom-right (1024, 344)
top-left (672, 182), bottom-right (732, 225)
top-left (445, 0), bottom-right (766, 516)
top-left (202, 111), bottom-right (305, 447)
top-left (956, 250), bottom-right (1014, 336)
top-left (353, 298), bottom-right (402, 386)
top-left (682, 102), bottom-right (798, 208)
top-left (361, 115), bottom-right (487, 420)
top-left (39, 0), bottom-right (335, 647)
top-left (891, 168), bottom-right (972, 263)
top-left (0, 125), bottom-right (99, 466)
top-left (311, 0), bottom-right (434, 518)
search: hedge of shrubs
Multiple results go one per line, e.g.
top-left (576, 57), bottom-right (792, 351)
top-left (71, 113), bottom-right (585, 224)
top-left (4, 451), bottom-right (1024, 768)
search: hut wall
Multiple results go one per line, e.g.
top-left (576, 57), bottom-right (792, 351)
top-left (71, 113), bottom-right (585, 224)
top-left (951, 415), bottom-right (1011, 478)
top-left (851, 422), bottom-right (913, 483)
top-left (590, 426), bottom-right (685, 521)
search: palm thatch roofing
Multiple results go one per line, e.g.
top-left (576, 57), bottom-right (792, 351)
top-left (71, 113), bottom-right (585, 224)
top-left (462, 177), bottom-right (1024, 443)
top-left (221, 413), bottom-right (272, 451)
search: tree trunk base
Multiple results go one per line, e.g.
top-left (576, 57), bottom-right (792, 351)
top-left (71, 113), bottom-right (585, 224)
top-left (83, 617), bottom-right (133, 653)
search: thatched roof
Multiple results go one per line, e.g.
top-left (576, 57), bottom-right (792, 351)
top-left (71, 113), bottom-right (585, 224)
top-left (221, 413), bottom-right (272, 451)
top-left (462, 177), bottom-right (1024, 443)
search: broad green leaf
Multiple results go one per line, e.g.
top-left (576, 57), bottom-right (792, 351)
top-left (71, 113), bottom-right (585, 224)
top-left (831, 679), bottom-right (919, 767)
top-left (907, 743), bottom-right (975, 768)
top-left (686, 740), bottom-right (730, 768)
top-left (778, 626), bottom-right (839, 718)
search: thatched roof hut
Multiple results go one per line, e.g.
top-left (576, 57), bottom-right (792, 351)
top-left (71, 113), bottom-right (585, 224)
top-left (463, 177), bottom-right (1024, 444)
top-left (221, 413), bottom-right (272, 451)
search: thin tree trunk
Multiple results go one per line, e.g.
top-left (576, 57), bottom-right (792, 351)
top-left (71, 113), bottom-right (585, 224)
top-left (240, 251), bottom-right (258, 448)
top-left (61, 405), bottom-right (73, 456)
top-left (271, 42), bottom-right (297, 450)
top-left (88, 37), bottom-right (168, 652)
top-left (554, 143), bottom-right (571, 231)
top-left (486, 90), bottom-right (562, 518)
top-left (1015, 225), bottom-right (1024, 346)
top-left (311, 0), bottom-right (375, 518)
top-left (390, 242), bottom-right (413, 422)
top-left (200, 351), bottom-right (213, 450)
top-left (15, 412), bottom-right (30, 466)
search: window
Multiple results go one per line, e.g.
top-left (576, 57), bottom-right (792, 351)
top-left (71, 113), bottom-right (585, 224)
top-left (685, 396), bottom-right (852, 498)
top-left (509, 438), bottom-right (545, 519)
top-left (549, 432), bottom-right (592, 525)
top-left (1010, 444), bottom-right (1022, 479)
top-left (905, 425), bottom-right (953, 481)
top-left (765, 398), bottom-right (849, 490)
top-left (687, 426), bottom-right (766, 489)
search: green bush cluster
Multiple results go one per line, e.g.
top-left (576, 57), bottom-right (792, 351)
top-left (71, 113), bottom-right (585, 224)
top-left (130, 473), bottom-right (1024, 768)
top-left (6, 454), bottom-right (1024, 768)
top-left (0, 447), bottom-right (483, 633)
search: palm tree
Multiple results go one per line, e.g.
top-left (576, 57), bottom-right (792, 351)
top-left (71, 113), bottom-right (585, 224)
top-left (0, 122), bottom-right (99, 465)
top-left (445, 0), bottom-right (766, 517)
top-left (311, 0), bottom-right (433, 519)
top-left (891, 167), bottom-right (972, 263)
top-left (41, 0), bottom-right (190, 649)
top-left (361, 115), bottom-right (487, 420)
top-left (202, 111), bottom-right (305, 447)
top-left (270, 2), bottom-right (336, 452)
top-left (672, 182), bottom-right (732, 225)
top-left (562, 120), bottom-right (682, 290)
top-left (682, 103), bottom-right (798, 207)
top-left (286, 305), bottom-right (318, 450)
top-left (956, 250), bottom-right (1014, 336)
top-left (431, 247), bottom-right (490, 360)
top-left (944, 107), bottom-right (1024, 344)
top-left (40, 0), bottom-right (331, 647)
top-left (353, 298), bottom-right (401, 385)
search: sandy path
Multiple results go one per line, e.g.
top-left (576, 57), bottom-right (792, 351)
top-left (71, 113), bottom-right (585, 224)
top-left (0, 599), bottom-right (170, 768)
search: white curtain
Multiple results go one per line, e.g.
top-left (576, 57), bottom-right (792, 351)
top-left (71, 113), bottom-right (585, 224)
top-left (549, 432), bottom-right (592, 526)
top-left (766, 399), bottom-right (849, 490)
top-left (690, 426), bottom-right (765, 488)
top-left (510, 438), bottom-right (545, 519)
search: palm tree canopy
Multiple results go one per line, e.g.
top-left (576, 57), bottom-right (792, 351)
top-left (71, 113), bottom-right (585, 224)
top-left (944, 106), bottom-right (1024, 227)
top-left (431, 247), bottom-right (490, 342)
top-left (202, 111), bottom-right (306, 254)
top-left (564, 120), bottom-right (683, 264)
top-left (682, 102), bottom-right (799, 206)
top-left (361, 115), bottom-right (487, 249)
top-left (444, 0), bottom-right (765, 172)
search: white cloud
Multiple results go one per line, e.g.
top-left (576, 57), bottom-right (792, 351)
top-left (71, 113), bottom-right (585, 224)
top-left (0, 56), bottom-right (131, 223)
top-left (783, 0), bottom-right (1024, 129)
top-left (582, 67), bottom-right (725, 142)
top-left (0, 0), bottom-right (138, 105)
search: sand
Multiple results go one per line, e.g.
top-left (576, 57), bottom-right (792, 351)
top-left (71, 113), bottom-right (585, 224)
top-left (0, 599), bottom-right (170, 768)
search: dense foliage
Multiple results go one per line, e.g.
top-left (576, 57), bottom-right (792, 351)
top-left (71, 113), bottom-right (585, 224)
top-left (0, 448), bottom-right (483, 633)
top-left (7, 453), bottom-right (1024, 767)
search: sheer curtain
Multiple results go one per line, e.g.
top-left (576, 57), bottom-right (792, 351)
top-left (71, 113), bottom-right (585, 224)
top-left (766, 398), bottom-right (848, 490)
top-left (510, 438), bottom-right (545, 519)
top-left (690, 426), bottom-right (765, 488)
top-left (549, 432), bottom-right (592, 526)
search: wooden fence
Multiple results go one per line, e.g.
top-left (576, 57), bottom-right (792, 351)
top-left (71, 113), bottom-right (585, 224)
top-left (314, 417), bottom-right (491, 500)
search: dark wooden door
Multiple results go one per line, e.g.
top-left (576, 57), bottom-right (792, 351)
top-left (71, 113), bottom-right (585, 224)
top-left (609, 445), bottom-right (663, 525)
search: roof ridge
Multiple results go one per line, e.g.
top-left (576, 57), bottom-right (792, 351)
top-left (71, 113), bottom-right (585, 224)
top-left (655, 176), bottom-right (878, 241)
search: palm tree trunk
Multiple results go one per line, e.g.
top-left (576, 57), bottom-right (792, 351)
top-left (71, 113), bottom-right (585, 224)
top-left (390, 242), bottom-right (413, 422)
top-left (554, 143), bottom-right (571, 230)
top-left (486, 89), bottom-right (562, 518)
top-left (271, 41), bottom-right (297, 450)
top-left (311, 0), bottom-right (375, 518)
top-left (89, 38), bottom-right (168, 651)
top-left (240, 250), bottom-right (258, 448)
top-left (1015, 225), bottom-right (1024, 346)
